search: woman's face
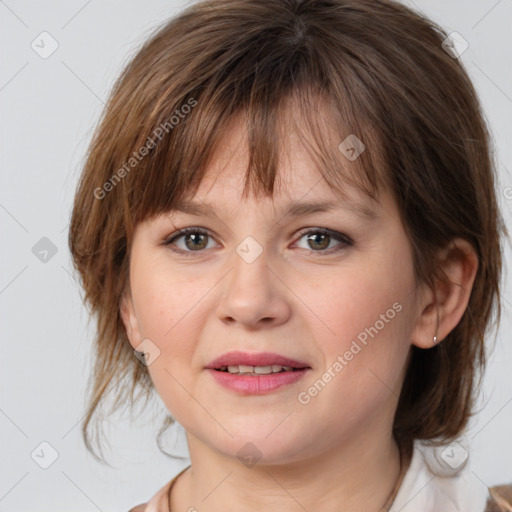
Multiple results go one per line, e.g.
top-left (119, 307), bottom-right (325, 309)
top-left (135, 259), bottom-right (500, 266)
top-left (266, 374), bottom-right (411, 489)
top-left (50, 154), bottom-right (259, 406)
top-left (121, 114), bottom-right (425, 465)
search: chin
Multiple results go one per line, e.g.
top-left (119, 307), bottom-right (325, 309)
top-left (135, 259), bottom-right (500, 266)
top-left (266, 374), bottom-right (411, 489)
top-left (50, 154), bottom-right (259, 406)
top-left (208, 427), bottom-right (308, 465)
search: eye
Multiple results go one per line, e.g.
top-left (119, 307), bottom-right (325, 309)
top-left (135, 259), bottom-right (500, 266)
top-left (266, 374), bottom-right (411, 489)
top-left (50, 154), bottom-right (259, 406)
top-left (163, 227), bottom-right (352, 256)
top-left (164, 227), bottom-right (216, 255)
top-left (294, 228), bottom-right (353, 254)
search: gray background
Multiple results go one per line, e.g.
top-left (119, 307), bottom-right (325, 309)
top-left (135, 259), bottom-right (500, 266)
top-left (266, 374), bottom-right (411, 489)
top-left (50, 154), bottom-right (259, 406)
top-left (1, 0), bottom-right (511, 510)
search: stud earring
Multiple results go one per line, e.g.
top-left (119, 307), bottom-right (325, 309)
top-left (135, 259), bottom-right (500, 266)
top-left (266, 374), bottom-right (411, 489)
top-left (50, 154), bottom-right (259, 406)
top-left (433, 307), bottom-right (440, 345)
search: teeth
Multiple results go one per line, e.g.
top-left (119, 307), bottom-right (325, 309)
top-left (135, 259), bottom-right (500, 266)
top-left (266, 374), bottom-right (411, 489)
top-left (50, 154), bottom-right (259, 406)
top-left (275, 365), bottom-right (294, 372)
top-left (223, 364), bottom-right (294, 374)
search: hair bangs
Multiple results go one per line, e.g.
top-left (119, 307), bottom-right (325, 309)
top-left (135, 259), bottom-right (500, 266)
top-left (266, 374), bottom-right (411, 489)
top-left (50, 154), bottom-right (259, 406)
top-left (121, 59), bottom-right (389, 251)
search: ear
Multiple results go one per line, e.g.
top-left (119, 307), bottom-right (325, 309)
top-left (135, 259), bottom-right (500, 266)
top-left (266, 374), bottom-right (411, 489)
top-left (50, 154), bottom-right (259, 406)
top-left (120, 285), bottom-right (142, 350)
top-left (411, 238), bottom-right (479, 349)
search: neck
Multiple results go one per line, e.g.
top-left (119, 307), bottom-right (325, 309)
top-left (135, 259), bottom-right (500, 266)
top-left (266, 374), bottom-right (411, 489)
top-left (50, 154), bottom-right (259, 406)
top-left (173, 427), bottom-right (404, 512)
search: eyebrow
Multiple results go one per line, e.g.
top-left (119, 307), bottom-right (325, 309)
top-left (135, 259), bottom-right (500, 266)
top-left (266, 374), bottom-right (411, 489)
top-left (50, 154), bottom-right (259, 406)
top-left (171, 198), bottom-right (379, 221)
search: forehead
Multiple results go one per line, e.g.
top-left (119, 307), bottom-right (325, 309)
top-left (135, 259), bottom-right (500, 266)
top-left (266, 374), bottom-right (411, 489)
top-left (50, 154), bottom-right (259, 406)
top-left (169, 111), bottom-right (382, 221)
top-left (171, 192), bottom-right (380, 224)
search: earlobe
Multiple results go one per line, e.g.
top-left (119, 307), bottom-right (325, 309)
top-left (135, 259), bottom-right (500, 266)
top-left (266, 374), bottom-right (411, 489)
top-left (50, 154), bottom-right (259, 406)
top-left (411, 238), bottom-right (478, 350)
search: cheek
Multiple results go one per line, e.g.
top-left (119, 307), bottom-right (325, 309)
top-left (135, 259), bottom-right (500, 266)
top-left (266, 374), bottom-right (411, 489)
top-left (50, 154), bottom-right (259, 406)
top-left (130, 263), bottom-right (216, 399)
top-left (310, 266), bottom-right (405, 342)
top-left (130, 268), bottom-right (200, 413)
top-left (131, 259), bottom-right (202, 341)
top-left (305, 265), bottom-right (413, 393)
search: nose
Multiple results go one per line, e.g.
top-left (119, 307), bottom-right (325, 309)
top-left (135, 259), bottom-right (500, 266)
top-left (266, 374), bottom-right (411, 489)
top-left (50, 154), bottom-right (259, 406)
top-left (217, 248), bottom-right (292, 329)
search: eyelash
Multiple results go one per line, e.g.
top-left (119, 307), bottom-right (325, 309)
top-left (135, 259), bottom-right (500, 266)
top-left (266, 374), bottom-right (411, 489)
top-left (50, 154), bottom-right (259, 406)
top-left (163, 227), bottom-right (353, 257)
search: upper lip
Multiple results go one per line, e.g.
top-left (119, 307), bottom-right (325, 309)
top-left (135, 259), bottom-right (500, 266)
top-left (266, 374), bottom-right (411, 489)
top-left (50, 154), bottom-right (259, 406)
top-left (206, 350), bottom-right (311, 369)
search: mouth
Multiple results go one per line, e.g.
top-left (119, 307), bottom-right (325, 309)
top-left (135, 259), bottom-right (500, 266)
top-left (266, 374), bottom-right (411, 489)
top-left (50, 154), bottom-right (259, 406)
top-left (206, 366), bottom-right (311, 395)
top-left (205, 350), bottom-right (311, 372)
top-left (205, 351), bottom-right (311, 394)
top-left (213, 364), bottom-right (307, 375)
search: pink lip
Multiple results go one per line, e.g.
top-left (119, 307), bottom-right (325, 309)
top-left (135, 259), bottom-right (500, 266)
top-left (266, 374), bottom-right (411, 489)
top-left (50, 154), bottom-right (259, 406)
top-left (205, 350), bottom-right (310, 370)
top-left (206, 368), bottom-right (310, 395)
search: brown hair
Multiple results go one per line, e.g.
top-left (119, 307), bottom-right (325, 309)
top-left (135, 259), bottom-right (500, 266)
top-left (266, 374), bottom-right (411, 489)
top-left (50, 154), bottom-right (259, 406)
top-left (68, 0), bottom-right (508, 463)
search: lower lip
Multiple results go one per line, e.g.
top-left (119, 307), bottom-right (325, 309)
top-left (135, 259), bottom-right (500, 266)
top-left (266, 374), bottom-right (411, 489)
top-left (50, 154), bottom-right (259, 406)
top-left (206, 368), bottom-right (310, 395)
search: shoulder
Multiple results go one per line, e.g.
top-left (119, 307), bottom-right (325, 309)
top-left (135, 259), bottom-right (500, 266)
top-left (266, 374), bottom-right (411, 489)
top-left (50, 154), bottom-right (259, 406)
top-left (125, 481), bottom-right (169, 512)
top-left (127, 465), bottom-right (191, 512)
top-left (486, 483), bottom-right (512, 512)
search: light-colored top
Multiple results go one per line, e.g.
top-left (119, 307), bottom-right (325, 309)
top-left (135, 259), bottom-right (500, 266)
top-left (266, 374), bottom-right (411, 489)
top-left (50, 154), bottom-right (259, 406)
top-left (389, 440), bottom-right (487, 511)
top-left (129, 440), bottom-right (512, 512)
top-left (128, 464), bottom-right (190, 512)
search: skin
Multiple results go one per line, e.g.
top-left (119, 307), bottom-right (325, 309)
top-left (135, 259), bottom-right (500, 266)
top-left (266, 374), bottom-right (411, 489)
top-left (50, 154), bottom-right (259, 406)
top-left (120, 109), bottom-right (478, 511)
